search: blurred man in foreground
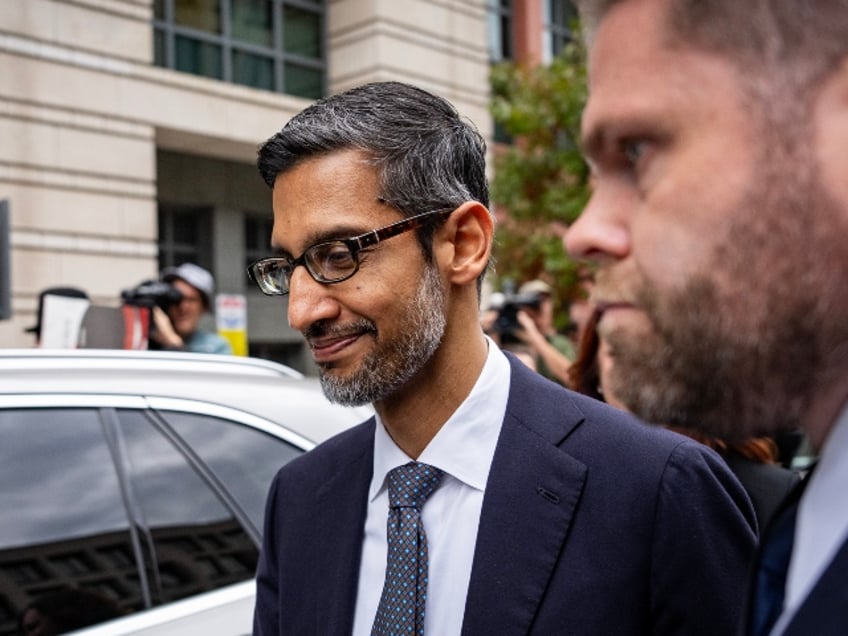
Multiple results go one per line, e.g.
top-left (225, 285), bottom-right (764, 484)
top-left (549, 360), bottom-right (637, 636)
top-left (567, 1), bottom-right (848, 633)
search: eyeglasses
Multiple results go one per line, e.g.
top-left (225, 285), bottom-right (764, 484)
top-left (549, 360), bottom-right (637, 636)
top-left (247, 208), bottom-right (453, 296)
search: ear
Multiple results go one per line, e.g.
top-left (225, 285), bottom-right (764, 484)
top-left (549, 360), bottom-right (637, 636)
top-left (435, 201), bottom-right (494, 286)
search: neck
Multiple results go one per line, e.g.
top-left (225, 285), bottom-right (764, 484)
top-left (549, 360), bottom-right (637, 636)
top-left (374, 328), bottom-right (489, 459)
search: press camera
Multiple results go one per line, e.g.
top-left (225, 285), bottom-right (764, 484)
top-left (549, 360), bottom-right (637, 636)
top-left (493, 292), bottom-right (543, 344)
top-left (120, 280), bottom-right (183, 309)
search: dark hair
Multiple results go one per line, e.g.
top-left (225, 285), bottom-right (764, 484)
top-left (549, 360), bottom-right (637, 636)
top-left (567, 308), bottom-right (603, 401)
top-left (578, 0), bottom-right (848, 125)
top-left (583, 0), bottom-right (848, 79)
top-left (257, 81), bottom-right (491, 288)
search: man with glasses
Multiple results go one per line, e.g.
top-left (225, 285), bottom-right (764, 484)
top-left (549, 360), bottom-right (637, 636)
top-left (250, 81), bottom-right (755, 636)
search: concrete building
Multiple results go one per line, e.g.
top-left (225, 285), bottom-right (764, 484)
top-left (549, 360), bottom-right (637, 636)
top-left (0, 0), bottom-right (573, 372)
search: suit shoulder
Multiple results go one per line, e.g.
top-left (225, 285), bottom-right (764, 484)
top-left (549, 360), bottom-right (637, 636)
top-left (508, 362), bottom-right (739, 484)
top-left (271, 417), bottom-right (374, 489)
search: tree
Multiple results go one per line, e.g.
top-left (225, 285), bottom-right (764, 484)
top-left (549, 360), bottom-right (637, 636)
top-left (489, 35), bottom-right (590, 331)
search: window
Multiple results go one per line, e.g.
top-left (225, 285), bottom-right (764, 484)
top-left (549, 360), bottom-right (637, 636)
top-left (244, 214), bottom-right (274, 275)
top-left (488, 0), bottom-right (513, 145)
top-left (154, 0), bottom-right (326, 99)
top-left (544, 0), bottom-right (577, 61)
top-left (487, 0), bottom-right (513, 62)
top-left (157, 205), bottom-right (213, 272)
top-left (0, 404), bottom-right (307, 633)
top-left (116, 410), bottom-right (258, 604)
top-left (0, 409), bottom-right (139, 633)
top-left (157, 409), bottom-right (301, 531)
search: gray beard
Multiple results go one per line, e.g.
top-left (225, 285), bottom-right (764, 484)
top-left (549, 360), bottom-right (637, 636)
top-left (319, 263), bottom-right (446, 406)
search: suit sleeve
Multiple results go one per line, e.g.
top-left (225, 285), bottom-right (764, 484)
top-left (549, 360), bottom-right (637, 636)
top-left (650, 440), bottom-right (758, 636)
top-left (253, 473), bottom-right (281, 636)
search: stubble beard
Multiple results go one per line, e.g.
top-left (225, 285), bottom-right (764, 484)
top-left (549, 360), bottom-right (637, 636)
top-left (602, 138), bottom-right (848, 442)
top-left (318, 263), bottom-right (447, 406)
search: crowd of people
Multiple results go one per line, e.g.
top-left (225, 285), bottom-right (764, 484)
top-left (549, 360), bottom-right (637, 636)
top-left (27, 262), bottom-right (231, 354)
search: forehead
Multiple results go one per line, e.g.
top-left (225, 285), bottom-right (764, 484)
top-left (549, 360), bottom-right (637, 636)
top-left (270, 149), bottom-right (391, 251)
top-left (582, 0), bottom-right (747, 157)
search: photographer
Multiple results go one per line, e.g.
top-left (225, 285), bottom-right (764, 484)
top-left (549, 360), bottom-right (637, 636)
top-left (148, 263), bottom-right (232, 354)
top-left (485, 280), bottom-right (574, 385)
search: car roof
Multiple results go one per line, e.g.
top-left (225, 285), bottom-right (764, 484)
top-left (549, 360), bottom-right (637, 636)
top-left (0, 349), bottom-right (371, 444)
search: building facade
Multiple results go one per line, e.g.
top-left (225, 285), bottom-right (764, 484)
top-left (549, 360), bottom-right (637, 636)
top-left (0, 0), bottom-right (571, 372)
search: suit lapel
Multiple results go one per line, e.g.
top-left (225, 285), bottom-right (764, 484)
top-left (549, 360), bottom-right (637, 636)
top-left (783, 533), bottom-right (848, 635)
top-left (462, 360), bottom-right (588, 636)
top-left (310, 420), bottom-right (375, 635)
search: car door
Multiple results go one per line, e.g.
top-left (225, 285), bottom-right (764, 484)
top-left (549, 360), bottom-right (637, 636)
top-left (0, 396), bottom-right (309, 636)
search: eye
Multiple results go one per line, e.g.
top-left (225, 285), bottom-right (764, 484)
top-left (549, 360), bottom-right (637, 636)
top-left (309, 242), bottom-right (356, 275)
top-left (621, 138), bottom-right (648, 166)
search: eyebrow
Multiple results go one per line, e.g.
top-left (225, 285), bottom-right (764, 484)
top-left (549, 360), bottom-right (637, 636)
top-left (271, 222), bottom-right (383, 257)
top-left (270, 198), bottom-right (400, 255)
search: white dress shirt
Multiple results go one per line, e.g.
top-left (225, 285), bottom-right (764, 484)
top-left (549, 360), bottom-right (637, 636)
top-left (351, 339), bottom-right (511, 636)
top-left (771, 403), bottom-right (848, 635)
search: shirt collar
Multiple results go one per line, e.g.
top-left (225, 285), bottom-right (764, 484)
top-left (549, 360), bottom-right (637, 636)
top-left (370, 337), bottom-right (511, 501)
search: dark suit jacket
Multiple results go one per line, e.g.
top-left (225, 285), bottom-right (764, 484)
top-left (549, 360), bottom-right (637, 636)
top-left (742, 471), bottom-right (848, 635)
top-left (779, 535), bottom-right (848, 635)
top-left (724, 453), bottom-right (800, 530)
top-left (254, 356), bottom-right (757, 635)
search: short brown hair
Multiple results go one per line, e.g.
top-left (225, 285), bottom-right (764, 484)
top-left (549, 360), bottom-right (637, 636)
top-left (578, 0), bottom-right (848, 103)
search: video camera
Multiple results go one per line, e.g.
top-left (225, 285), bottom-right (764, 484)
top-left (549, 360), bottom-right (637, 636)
top-left (120, 280), bottom-right (183, 310)
top-left (492, 292), bottom-right (543, 344)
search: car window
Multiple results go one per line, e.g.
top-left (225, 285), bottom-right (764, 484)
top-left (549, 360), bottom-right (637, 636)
top-left (114, 409), bottom-right (261, 611)
top-left (157, 410), bottom-right (302, 530)
top-left (0, 408), bottom-right (132, 635)
top-left (0, 403), bottom-right (309, 636)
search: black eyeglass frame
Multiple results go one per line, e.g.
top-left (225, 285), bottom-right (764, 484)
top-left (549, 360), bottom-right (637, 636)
top-left (247, 207), bottom-right (454, 296)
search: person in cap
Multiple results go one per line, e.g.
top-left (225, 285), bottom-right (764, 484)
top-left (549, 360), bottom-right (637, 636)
top-left (512, 279), bottom-right (576, 384)
top-left (150, 263), bottom-right (232, 354)
top-left (25, 287), bottom-right (90, 346)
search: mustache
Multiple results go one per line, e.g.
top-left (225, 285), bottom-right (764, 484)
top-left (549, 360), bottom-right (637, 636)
top-left (304, 318), bottom-right (377, 341)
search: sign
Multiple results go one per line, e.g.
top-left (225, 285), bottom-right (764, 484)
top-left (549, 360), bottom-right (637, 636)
top-left (39, 295), bottom-right (91, 348)
top-left (215, 294), bottom-right (248, 356)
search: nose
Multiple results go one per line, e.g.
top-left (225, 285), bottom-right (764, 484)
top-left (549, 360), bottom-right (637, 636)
top-left (286, 266), bottom-right (340, 332)
top-left (564, 186), bottom-right (631, 262)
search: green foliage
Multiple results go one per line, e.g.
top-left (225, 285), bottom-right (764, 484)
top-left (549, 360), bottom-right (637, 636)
top-left (489, 36), bottom-right (591, 330)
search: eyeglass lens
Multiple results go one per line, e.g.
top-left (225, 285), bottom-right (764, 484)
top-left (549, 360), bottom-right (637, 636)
top-left (306, 242), bottom-right (358, 282)
top-left (249, 207), bottom-right (452, 295)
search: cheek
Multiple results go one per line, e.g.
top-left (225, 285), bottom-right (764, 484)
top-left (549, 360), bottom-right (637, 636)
top-left (632, 161), bottom-right (746, 290)
top-left (814, 93), bottom-right (848, 208)
top-left (630, 212), bottom-right (710, 292)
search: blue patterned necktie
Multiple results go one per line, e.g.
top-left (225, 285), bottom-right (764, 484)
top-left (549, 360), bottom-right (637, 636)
top-left (371, 462), bottom-right (445, 636)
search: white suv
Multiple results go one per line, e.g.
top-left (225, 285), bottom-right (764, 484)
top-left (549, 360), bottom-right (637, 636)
top-left (0, 349), bottom-right (370, 636)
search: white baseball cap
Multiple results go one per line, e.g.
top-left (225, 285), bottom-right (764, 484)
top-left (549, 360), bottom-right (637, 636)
top-left (161, 263), bottom-right (215, 307)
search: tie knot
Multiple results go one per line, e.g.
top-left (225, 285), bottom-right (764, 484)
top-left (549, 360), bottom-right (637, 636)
top-left (387, 462), bottom-right (444, 510)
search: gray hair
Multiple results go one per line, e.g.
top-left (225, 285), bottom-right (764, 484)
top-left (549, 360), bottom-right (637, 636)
top-left (258, 81), bottom-right (488, 210)
top-left (257, 81), bottom-right (491, 289)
